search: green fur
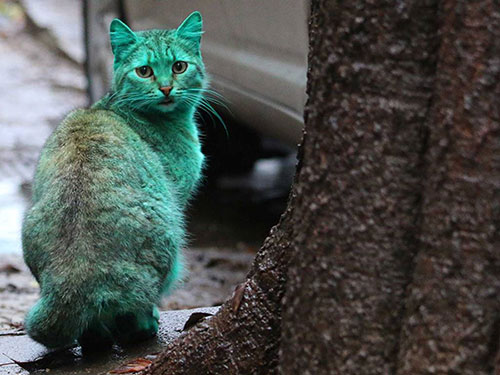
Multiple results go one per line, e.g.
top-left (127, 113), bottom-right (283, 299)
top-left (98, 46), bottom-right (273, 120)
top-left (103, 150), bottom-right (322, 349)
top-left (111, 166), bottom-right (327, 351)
top-left (22, 12), bottom-right (206, 349)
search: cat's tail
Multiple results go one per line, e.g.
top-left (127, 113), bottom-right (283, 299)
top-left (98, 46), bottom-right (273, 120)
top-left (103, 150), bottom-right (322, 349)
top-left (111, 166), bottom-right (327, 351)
top-left (25, 293), bottom-right (90, 349)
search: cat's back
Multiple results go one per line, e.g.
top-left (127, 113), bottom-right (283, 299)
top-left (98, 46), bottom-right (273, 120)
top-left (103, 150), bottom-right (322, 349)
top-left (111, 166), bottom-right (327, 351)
top-left (38, 108), bottom-right (133, 179)
top-left (32, 108), bottom-right (158, 201)
top-left (23, 107), bottom-right (180, 278)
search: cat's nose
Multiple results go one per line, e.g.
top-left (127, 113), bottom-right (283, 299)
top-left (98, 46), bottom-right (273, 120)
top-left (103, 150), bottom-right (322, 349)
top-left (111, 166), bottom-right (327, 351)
top-left (159, 86), bottom-right (173, 97)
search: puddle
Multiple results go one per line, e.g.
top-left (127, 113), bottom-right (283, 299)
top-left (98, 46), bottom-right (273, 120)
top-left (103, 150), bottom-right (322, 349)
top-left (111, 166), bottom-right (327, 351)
top-left (0, 179), bottom-right (28, 254)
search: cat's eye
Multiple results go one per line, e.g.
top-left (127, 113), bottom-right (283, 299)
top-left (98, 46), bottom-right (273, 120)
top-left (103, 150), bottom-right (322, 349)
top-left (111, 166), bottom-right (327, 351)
top-left (136, 66), bottom-right (154, 78)
top-left (172, 61), bottom-right (188, 74)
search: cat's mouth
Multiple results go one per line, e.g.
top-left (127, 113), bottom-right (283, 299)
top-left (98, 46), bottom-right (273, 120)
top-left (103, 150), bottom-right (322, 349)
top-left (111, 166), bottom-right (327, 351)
top-left (159, 98), bottom-right (174, 106)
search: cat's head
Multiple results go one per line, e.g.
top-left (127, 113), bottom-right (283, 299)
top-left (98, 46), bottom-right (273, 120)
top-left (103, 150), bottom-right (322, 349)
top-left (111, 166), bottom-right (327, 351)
top-left (109, 12), bottom-right (206, 114)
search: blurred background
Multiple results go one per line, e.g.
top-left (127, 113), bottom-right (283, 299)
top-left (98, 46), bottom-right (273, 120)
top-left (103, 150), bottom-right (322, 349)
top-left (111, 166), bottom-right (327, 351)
top-left (0, 0), bottom-right (308, 330)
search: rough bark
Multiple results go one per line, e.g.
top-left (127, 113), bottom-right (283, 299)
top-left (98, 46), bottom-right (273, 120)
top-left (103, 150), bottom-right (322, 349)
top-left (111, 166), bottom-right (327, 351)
top-left (280, 1), bottom-right (438, 374)
top-left (396, 1), bottom-right (500, 374)
top-left (146, 1), bottom-right (500, 374)
top-left (144, 204), bottom-right (296, 374)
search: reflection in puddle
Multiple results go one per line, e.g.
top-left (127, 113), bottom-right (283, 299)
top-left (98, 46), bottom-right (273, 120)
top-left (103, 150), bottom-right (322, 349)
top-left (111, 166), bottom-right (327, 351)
top-left (0, 180), bottom-right (29, 254)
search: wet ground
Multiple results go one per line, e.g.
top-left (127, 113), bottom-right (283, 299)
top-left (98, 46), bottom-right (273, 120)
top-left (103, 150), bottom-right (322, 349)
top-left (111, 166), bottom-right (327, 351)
top-left (0, 0), bottom-right (290, 340)
top-left (0, 0), bottom-right (86, 255)
top-left (0, 306), bottom-right (219, 374)
top-left (0, 0), bottom-right (86, 332)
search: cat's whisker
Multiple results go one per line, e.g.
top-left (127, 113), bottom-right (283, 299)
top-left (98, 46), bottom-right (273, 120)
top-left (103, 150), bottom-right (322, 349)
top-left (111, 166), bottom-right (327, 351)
top-left (185, 88), bottom-right (233, 117)
top-left (183, 95), bottom-right (228, 137)
top-left (186, 88), bottom-right (226, 100)
top-left (181, 95), bottom-right (215, 122)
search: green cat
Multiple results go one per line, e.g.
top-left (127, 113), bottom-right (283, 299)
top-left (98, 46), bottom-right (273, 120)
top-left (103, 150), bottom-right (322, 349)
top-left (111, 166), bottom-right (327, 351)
top-left (22, 12), bottom-right (206, 349)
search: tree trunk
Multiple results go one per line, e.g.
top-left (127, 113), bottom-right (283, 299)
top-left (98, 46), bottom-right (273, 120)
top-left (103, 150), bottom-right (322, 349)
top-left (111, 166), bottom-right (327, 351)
top-left (280, 0), bottom-right (437, 373)
top-left (146, 1), bottom-right (500, 374)
top-left (144, 217), bottom-right (291, 374)
top-left (396, 1), bottom-right (500, 374)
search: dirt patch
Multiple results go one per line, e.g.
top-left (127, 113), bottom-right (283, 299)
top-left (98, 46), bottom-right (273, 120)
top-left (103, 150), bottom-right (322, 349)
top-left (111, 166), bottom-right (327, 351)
top-left (0, 254), bottom-right (38, 331)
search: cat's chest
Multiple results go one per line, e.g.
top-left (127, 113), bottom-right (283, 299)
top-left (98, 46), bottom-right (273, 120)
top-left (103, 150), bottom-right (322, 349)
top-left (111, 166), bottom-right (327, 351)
top-left (138, 124), bottom-right (204, 199)
top-left (151, 123), bottom-right (199, 156)
top-left (157, 131), bottom-right (203, 176)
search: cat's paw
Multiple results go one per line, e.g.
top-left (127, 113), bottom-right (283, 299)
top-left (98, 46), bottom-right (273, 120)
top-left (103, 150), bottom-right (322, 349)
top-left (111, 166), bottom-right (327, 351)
top-left (113, 307), bottom-right (159, 345)
top-left (78, 325), bottom-right (114, 353)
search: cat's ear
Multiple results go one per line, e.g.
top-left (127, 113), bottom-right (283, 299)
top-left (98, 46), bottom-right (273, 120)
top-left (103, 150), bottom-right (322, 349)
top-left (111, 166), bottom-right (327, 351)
top-left (176, 11), bottom-right (203, 47)
top-left (110, 19), bottom-right (137, 62)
